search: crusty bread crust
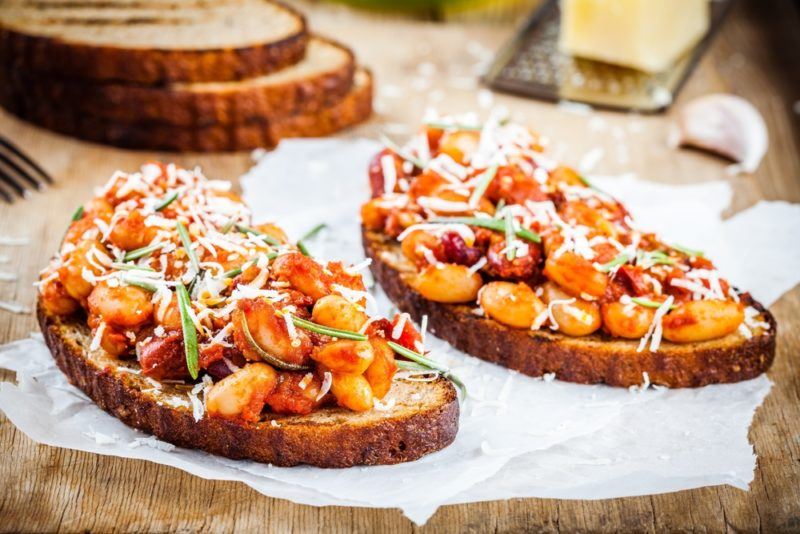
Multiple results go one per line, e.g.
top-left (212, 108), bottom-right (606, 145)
top-left (0, 3), bottom-right (309, 85)
top-left (37, 303), bottom-right (459, 467)
top-left (1, 69), bottom-right (373, 152)
top-left (363, 228), bottom-right (777, 388)
top-left (9, 37), bottom-right (355, 126)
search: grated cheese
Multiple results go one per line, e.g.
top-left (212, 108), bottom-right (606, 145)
top-left (636, 296), bottom-right (675, 352)
top-left (90, 322), bottom-right (106, 351)
top-left (316, 372), bottom-right (333, 401)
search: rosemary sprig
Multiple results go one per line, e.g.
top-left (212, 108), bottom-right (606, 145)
top-left (388, 341), bottom-right (466, 398)
top-left (176, 221), bottom-right (201, 274)
top-left (176, 283), bottom-right (199, 380)
top-left (219, 217), bottom-right (237, 234)
top-left (631, 297), bottom-right (678, 310)
top-left (670, 243), bottom-right (705, 258)
top-left (597, 252), bottom-right (630, 273)
top-left (154, 191), bottom-right (178, 212)
top-left (504, 211), bottom-right (516, 261)
top-left (468, 164), bottom-right (498, 208)
top-left (238, 311), bottom-right (311, 371)
top-left (122, 242), bottom-right (167, 262)
top-left (297, 223), bottom-right (326, 257)
top-left (220, 253), bottom-right (277, 279)
top-left (111, 262), bottom-right (155, 272)
top-left (430, 216), bottom-right (541, 244)
top-left (235, 224), bottom-right (282, 247)
top-left (380, 134), bottom-right (425, 168)
top-left (222, 267), bottom-right (242, 278)
top-left (287, 314), bottom-right (368, 341)
top-left (493, 199), bottom-right (506, 218)
top-left (636, 250), bottom-right (676, 268)
top-left (121, 276), bottom-right (158, 292)
top-left (70, 205), bottom-right (84, 221)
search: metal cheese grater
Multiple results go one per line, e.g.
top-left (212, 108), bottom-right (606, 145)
top-left (484, 0), bottom-right (734, 112)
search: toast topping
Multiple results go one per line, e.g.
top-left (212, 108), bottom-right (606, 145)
top-left (38, 164), bottom-right (445, 422)
top-left (362, 113), bottom-right (769, 349)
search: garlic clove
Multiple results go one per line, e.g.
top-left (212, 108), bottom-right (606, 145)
top-left (670, 94), bottom-right (768, 173)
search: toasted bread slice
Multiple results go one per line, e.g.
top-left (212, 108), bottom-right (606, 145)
top-left (38, 303), bottom-right (459, 467)
top-left (363, 228), bottom-right (777, 388)
top-left (11, 37), bottom-right (355, 127)
top-left (1, 69), bottom-right (373, 152)
top-left (0, 0), bottom-right (308, 84)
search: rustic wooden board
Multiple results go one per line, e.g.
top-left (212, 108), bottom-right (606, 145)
top-left (1, 0), bottom-right (798, 531)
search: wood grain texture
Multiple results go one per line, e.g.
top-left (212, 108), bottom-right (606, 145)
top-left (1, 0), bottom-right (799, 531)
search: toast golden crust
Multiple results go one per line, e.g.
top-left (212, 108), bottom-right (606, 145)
top-left (38, 303), bottom-right (459, 467)
top-left (8, 37), bottom-right (355, 127)
top-left (363, 227), bottom-right (777, 388)
top-left (0, 69), bottom-right (373, 152)
top-left (0, 3), bottom-right (309, 85)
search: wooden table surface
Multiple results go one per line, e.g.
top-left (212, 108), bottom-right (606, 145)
top-left (1, 0), bottom-right (798, 531)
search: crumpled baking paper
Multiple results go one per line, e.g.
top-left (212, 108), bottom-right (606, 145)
top-left (1, 139), bottom-right (798, 525)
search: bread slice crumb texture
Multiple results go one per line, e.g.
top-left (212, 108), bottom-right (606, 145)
top-left (0, 0), bottom-right (304, 49)
top-left (363, 227), bottom-right (777, 389)
top-left (38, 304), bottom-right (460, 467)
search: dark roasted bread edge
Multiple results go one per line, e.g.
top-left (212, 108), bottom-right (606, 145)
top-left (37, 303), bottom-right (459, 467)
top-left (0, 2), bottom-right (309, 85)
top-left (6, 36), bottom-right (356, 126)
top-left (0, 69), bottom-right (373, 152)
top-left (363, 227), bottom-right (777, 388)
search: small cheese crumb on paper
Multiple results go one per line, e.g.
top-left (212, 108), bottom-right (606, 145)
top-left (128, 436), bottom-right (176, 452)
top-left (84, 430), bottom-right (118, 445)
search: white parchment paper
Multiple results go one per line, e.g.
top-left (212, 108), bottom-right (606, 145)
top-left (1, 139), bottom-right (798, 525)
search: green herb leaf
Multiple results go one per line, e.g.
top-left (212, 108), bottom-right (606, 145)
top-left (577, 174), bottom-right (609, 196)
top-left (176, 283), bottom-right (199, 380)
top-left (238, 310), bottom-right (311, 371)
top-left (494, 199), bottom-right (506, 217)
top-left (121, 277), bottom-right (158, 292)
top-left (504, 210), bottom-right (516, 261)
top-left (289, 314), bottom-right (368, 341)
top-left (388, 341), bottom-right (467, 398)
top-left (70, 205), bottom-right (84, 222)
top-left (297, 223), bottom-right (326, 257)
top-left (222, 267), bottom-right (242, 279)
top-left (631, 297), bottom-right (678, 310)
top-left (219, 217), bottom-right (237, 234)
top-left (597, 252), bottom-right (630, 273)
top-left (235, 224), bottom-right (282, 247)
top-left (636, 250), bottom-right (676, 268)
top-left (670, 243), bottom-right (705, 258)
top-left (176, 221), bottom-right (201, 274)
top-left (122, 242), bottom-right (167, 262)
top-left (380, 134), bottom-right (425, 168)
top-left (468, 164), bottom-right (498, 208)
top-left (430, 216), bottom-right (542, 243)
top-left (154, 191), bottom-right (179, 212)
top-left (111, 262), bottom-right (156, 272)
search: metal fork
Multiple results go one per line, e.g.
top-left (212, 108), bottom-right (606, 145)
top-left (0, 135), bottom-right (53, 203)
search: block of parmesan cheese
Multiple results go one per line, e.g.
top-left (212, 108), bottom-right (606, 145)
top-left (559, 0), bottom-right (710, 73)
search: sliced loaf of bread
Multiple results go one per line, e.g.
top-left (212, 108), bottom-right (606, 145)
top-left (2, 69), bottom-right (374, 151)
top-left (0, 0), bottom-right (308, 84)
top-left (10, 37), bottom-right (355, 126)
top-left (38, 303), bottom-right (460, 467)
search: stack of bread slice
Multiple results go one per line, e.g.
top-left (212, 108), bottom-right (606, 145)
top-left (0, 0), bottom-right (373, 152)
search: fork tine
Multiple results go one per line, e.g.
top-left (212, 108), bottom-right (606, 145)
top-left (0, 177), bottom-right (15, 204)
top-left (0, 165), bottom-right (27, 199)
top-left (0, 149), bottom-right (42, 190)
top-left (0, 136), bottom-right (52, 184)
